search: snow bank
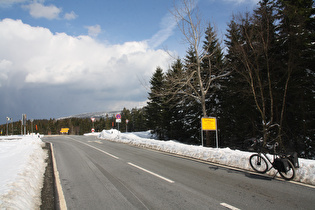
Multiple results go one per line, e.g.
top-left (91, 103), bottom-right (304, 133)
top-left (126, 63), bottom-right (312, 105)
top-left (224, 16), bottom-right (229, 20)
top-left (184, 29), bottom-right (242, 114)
top-left (84, 132), bottom-right (101, 136)
top-left (98, 129), bottom-right (315, 185)
top-left (0, 135), bottom-right (47, 209)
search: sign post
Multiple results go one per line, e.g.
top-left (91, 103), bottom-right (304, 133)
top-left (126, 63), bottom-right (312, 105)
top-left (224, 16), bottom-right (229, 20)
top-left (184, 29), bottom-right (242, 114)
top-left (91, 118), bottom-right (95, 133)
top-left (115, 114), bottom-right (121, 131)
top-left (6, 117), bottom-right (11, 136)
top-left (22, 114), bottom-right (27, 135)
top-left (201, 117), bottom-right (218, 148)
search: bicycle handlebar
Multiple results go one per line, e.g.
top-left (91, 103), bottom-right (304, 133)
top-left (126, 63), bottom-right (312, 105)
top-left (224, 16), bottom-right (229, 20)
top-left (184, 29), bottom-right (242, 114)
top-left (251, 138), bottom-right (279, 152)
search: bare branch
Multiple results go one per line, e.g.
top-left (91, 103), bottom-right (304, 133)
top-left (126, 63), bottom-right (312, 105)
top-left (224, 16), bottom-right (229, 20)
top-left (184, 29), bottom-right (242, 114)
top-left (168, 0), bottom-right (229, 118)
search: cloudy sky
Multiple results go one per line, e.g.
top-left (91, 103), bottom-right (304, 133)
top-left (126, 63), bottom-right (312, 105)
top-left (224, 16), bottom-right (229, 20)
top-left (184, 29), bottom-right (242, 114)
top-left (0, 0), bottom-right (258, 124)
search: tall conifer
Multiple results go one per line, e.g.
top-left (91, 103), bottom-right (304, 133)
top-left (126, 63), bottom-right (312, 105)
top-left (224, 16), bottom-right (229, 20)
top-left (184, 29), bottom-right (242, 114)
top-left (145, 67), bottom-right (167, 139)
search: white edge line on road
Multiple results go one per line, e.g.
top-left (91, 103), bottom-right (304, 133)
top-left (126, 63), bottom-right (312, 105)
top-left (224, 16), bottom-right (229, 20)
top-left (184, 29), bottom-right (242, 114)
top-left (220, 202), bottom-right (241, 210)
top-left (128, 162), bottom-right (175, 184)
top-left (50, 143), bottom-right (67, 210)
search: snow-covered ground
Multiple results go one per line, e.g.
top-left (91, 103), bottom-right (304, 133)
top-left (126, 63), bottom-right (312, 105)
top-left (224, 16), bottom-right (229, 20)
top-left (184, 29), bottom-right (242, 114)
top-left (0, 135), bottom-right (47, 209)
top-left (93, 129), bottom-right (315, 186)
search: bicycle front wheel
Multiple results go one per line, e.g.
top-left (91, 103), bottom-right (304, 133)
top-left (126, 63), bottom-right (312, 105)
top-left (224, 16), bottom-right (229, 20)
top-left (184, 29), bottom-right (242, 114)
top-left (279, 160), bottom-right (296, 181)
top-left (249, 154), bottom-right (268, 173)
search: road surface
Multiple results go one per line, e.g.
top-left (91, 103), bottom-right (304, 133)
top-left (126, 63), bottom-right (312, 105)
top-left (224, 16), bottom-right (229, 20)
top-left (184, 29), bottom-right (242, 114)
top-left (43, 135), bottom-right (315, 210)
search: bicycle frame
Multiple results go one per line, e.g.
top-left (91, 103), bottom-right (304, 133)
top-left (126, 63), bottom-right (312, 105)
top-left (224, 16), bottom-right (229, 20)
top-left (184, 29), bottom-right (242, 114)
top-left (256, 152), bottom-right (276, 172)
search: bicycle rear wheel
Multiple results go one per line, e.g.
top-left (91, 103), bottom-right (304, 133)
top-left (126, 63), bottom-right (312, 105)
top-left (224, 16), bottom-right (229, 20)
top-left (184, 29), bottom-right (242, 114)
top-left (249, 154), bottom-right (268, 173)
top-left (278, 160), bottom-right (295, 181)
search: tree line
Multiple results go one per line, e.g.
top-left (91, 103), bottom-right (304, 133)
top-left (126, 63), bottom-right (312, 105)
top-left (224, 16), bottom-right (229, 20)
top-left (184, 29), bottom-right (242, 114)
top-left (0, 107), bottom-right (146, 136)
top-left (145, 0), bottom-right (314, 158)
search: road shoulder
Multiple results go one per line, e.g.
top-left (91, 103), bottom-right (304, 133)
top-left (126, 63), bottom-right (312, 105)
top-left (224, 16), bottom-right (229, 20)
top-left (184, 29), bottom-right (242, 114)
top-left (40, 143), bottom-right (56, 210)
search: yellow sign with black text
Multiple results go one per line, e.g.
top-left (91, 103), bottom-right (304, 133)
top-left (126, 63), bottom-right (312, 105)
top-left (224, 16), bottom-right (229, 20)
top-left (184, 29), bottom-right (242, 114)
top-left (201, 118), bottom-right (216, 131)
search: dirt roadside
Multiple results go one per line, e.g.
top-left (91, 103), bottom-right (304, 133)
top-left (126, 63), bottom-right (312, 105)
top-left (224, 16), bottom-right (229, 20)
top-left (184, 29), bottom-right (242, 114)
top-left (40, 143), bottom-right (56, 210)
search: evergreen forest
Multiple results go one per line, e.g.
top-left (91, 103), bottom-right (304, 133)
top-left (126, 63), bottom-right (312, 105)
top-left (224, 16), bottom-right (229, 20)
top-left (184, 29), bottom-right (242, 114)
top-left (145, 0), bottom-right (314, 158)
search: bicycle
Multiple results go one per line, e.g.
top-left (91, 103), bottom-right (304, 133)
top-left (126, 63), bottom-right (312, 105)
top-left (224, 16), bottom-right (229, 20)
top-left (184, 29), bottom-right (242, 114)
top-left (248, 138), bottom-right (299, 181)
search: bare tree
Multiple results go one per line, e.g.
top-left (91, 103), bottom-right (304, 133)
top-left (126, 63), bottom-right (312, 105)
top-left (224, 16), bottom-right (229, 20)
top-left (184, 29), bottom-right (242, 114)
top-left (228, 2), bottom-right (291, 146)
top-left (153, 0), bottom-right (228, 147)
top-left (169, 0), bottom-right (229, 118)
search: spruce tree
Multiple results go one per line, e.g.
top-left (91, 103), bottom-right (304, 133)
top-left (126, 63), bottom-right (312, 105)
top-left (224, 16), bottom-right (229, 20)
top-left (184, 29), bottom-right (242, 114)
top-left (223, 0), bottom-right (281, 147)
top-left (183, 46), bottom-right (203, 144)
top-left (223, 17), bottom-right (261, 148)
top-left (164, 59), bottom-right (188, 141)
top-left (145, 67), bottom-right (167, 139)
top-left (275, 0), bottom-right (315, 157)
top-left (201, 24), bottom-right (226, 147)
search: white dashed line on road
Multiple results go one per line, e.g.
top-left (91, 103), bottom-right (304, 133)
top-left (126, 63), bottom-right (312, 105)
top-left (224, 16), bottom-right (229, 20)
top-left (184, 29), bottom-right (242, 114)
top-left (128, 162), bottom-right (175, 183)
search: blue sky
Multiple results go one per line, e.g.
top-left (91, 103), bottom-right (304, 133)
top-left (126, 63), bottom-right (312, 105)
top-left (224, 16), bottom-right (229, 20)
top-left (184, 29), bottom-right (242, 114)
top-left (0, 0), bottom-right (258, 125)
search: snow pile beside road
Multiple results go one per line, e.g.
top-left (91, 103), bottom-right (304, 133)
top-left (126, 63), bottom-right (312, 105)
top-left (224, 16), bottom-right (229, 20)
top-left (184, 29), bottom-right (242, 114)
top-left (98, 129), bottom-right (315, 185)
top-left (0, 135), bottom-right (47, 209)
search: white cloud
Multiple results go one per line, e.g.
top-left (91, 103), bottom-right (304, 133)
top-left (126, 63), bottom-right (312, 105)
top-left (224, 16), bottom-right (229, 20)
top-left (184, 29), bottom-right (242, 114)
top-left (23, 2), bottom-right (62, 20)
top-left (85, 24), bottom-right (101, 37)
top-left (0, 19), bottom-right (171, 115)
top-left (64, 11), bottom-right (77, 20)
top-left (222, 0), bottom-right (259, 5)
top-left (0, 59), bottom-right (12, 87)
top-left (148, 12), bottom-right (177, 49)
top-left (0, 0), bottom-right (27, 8)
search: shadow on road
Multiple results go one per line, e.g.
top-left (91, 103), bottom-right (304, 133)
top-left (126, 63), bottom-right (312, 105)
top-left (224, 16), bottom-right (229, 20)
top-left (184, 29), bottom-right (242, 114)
top-left (208, 165), bottom-right (273, 181)
top-left (244, 172), bottom-right (273, 181)
top-left (157, 150), bottom-right (275, 182)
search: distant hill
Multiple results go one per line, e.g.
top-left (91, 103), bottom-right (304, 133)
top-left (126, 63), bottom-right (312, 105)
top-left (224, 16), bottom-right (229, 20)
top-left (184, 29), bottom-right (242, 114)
top-left (57, 110), bottom-right (121, 120)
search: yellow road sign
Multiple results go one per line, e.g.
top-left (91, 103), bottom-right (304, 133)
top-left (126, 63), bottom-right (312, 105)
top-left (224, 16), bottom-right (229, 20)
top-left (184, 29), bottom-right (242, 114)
top-left (60, 128), bottom-right (69, 133)
top-left (202, 118), bottom-right (216, 130)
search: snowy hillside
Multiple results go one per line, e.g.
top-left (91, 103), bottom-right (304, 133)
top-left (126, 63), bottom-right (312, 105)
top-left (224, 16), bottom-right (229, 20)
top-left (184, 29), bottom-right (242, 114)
top-left (95, 129), bottom-right (315, 186)
top-left (57, 110), bottom-right (120, 120)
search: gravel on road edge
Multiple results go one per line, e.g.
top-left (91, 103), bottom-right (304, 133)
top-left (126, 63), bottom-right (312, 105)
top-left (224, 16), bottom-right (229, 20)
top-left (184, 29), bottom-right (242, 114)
top-left (40, 143), bottom-right (56, 210)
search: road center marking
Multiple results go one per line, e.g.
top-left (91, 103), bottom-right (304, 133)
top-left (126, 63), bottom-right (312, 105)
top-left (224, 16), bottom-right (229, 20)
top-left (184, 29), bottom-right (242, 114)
top-left (128, 162), bottom-right (175, 183)
top-left (220, 202), bottom-right (240, 210)
top-left (82, 142), bottom-right (120, 159)
top-left (68, 137), bottom-right (120, 159)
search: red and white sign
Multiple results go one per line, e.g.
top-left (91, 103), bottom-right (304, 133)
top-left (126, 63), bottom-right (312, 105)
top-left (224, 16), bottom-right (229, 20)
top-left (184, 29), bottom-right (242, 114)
top-left (91, 118), bottom-right (95, 122)
top-left (91, 128), bottom-right (95, 132)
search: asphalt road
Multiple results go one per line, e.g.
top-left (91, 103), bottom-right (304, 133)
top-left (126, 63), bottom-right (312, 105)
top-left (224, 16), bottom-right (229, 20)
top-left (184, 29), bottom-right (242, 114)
top-left (43, 135), bottom-right (315, 210)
